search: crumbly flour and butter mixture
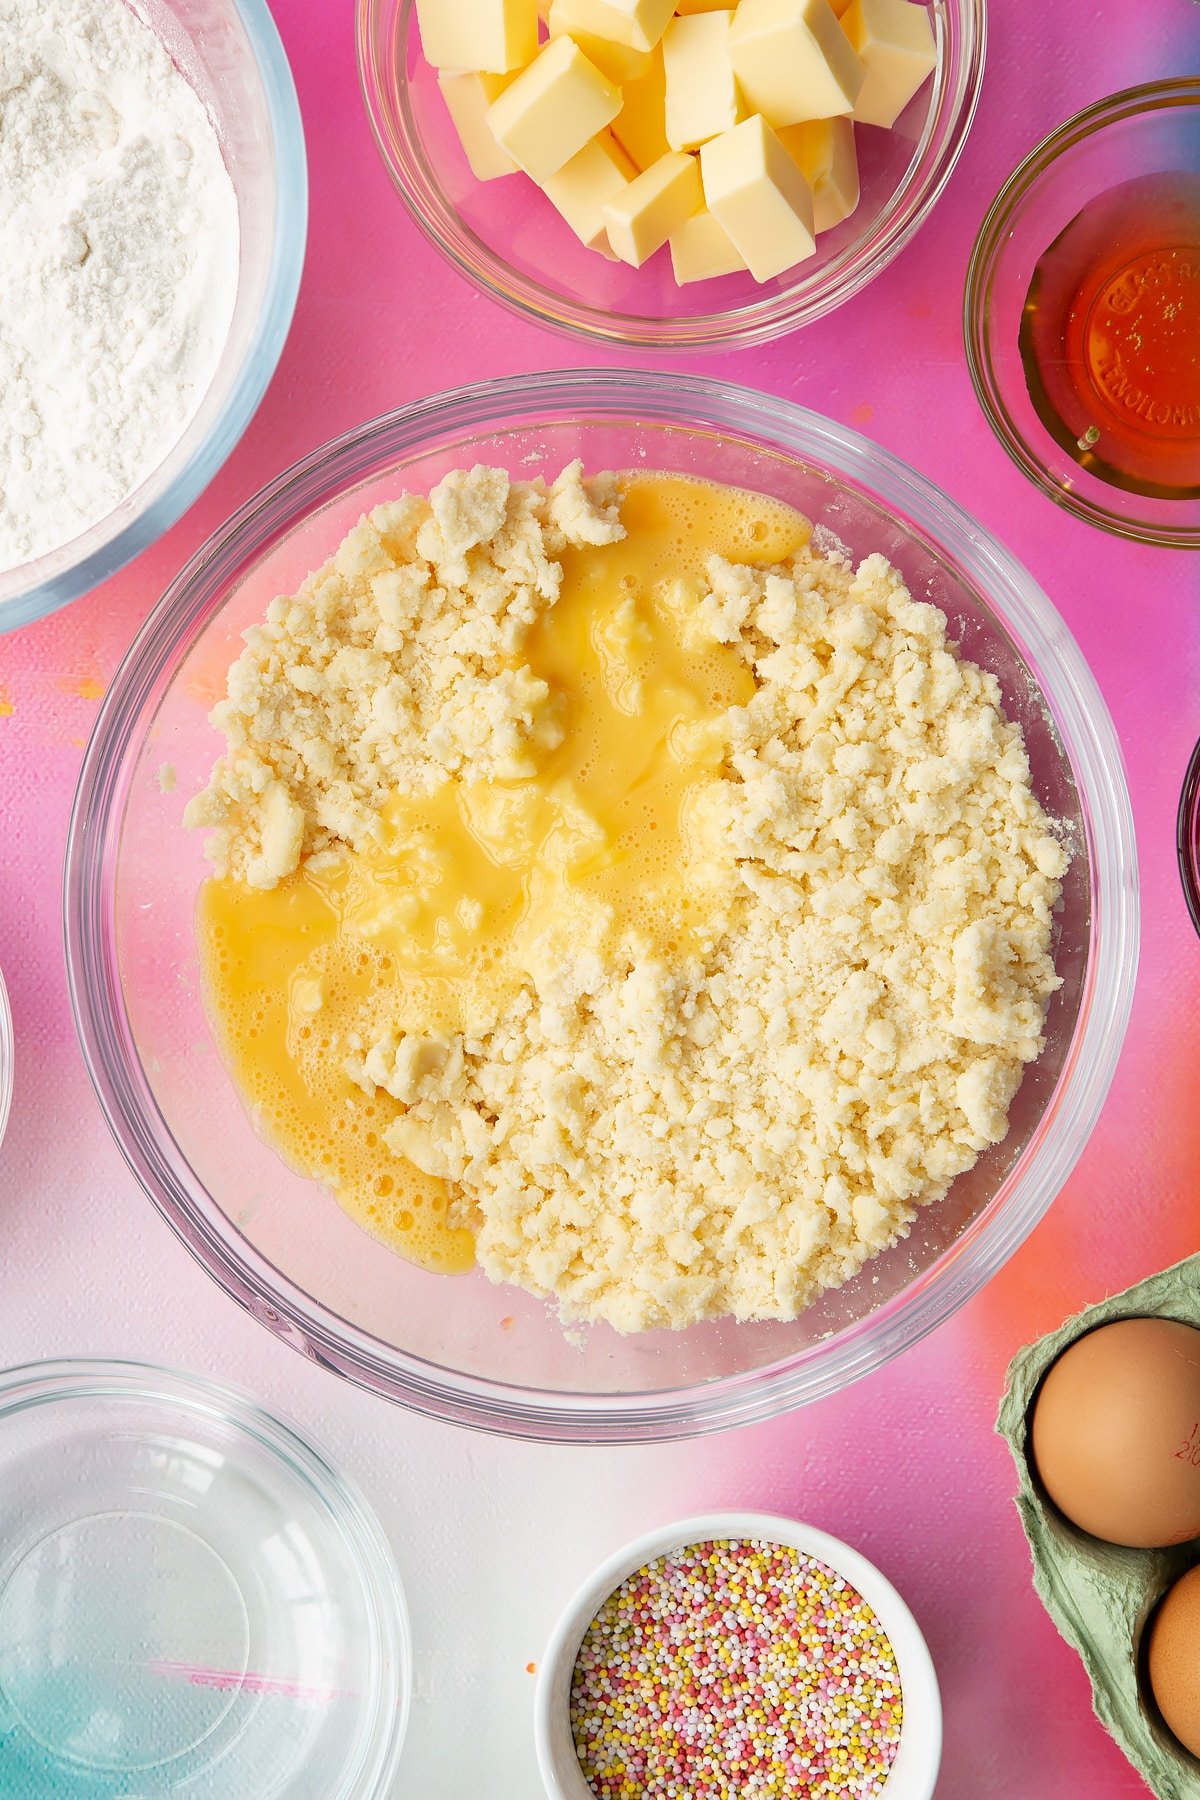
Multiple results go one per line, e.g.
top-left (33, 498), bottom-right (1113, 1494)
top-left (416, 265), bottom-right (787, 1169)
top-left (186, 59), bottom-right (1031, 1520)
top-left (187, 465), bottom-right (1068, 1334)
top-left (0, 0), bottom-right (238, 573)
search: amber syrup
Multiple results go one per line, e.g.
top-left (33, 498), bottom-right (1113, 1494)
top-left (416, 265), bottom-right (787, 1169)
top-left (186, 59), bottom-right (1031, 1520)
top-left (1020, 170), bottom-right (1200, 499)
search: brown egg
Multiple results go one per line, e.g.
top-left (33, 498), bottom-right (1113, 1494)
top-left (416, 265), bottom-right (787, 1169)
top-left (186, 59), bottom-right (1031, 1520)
top-left (1029, 1317), bottom-right (1200, 1548)
top-left (1148, 1565), bottom-right (1200, 1758)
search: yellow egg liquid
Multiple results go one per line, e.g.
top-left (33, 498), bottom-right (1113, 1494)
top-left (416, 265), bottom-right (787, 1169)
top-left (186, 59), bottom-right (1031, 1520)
top-left (196, 473), bottom-right (810, 1273)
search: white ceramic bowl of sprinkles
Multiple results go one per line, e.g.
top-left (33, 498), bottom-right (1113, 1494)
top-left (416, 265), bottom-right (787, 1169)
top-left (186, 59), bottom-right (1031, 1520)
top-left (535, 1511), bottom-right (941, 1800)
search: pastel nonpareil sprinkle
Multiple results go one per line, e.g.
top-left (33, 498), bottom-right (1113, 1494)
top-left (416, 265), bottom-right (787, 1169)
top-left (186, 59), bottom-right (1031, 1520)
top-left (569, 1538), bottom-right (903, 1799)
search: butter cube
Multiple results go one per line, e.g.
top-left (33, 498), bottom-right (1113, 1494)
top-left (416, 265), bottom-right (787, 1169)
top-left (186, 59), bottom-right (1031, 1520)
top-left (777, 116), bottom-right (859, 231)
top-left (542, 130), bottom-right (637, 252)
top-left (842, 0), bottom-right (937, 128)
top-left (552, 0), bottom-right (675, 50)
top-left (669, 207), bottom-right (746, 282)
top-left (547, 0), bottom-right (653, 80)
top-left (662, 12), bottom-right (743, 152)
top-left (439, 72), bottom-right (520, 181)
top-left (674, 0), bottom-right (734, 10)
top-left (415, 0), bottom-right (539, 72)
top-left (727, 0), bottom-right (864, 126)
top-left (602, 150), bottom-right (703, 265)
top-left (610, 46), bottom-right (671, 169)
top-left (486, 35), bottom-right (621, 181)
top-left (700, 114), bottom-right (816, 281)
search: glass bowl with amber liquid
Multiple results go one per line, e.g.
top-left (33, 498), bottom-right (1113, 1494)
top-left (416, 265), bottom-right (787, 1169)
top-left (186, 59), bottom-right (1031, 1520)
top-left (966, 80), bottom-right (1200, 547)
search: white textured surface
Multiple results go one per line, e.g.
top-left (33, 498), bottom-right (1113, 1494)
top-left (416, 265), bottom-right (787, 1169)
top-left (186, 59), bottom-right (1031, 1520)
top-left (0, 0), bottom-right (1192, 1790)
top-left (0, 867), bottom-right (1154, 1797)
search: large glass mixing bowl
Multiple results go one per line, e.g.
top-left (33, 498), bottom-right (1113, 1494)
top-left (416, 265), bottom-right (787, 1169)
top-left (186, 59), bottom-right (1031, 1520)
top-left (65, 372), bottom-right (1139, 1442)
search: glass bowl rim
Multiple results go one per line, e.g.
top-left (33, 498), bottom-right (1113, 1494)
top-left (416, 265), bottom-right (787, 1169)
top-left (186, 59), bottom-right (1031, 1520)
top-left (355, 0), bottom-right (987, 350)
top-left (64, 367), bottom-right (1140, 1443)
top-left (0, 1354), bottom-right (412, 1799)
top-left (1179, 734), bottom-right (1200, 938)
top-left (0, 965), bottom-right (11, 1154)
top-left (963, 76), bottom-right (1200, 550)
top-left (0, 964), bottom-right (10, 1144)
top-left (0, 0), bottom-right (309, 635)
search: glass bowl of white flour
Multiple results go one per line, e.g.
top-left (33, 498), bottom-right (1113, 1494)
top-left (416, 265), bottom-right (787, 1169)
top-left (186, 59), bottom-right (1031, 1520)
top-left (0, 0), bottom-right (307, 635)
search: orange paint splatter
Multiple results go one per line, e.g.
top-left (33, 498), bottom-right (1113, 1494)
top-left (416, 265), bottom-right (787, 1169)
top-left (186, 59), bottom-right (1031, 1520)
top-left (850, 403), bottom-right (874, 426)
top-left (184, 633), bottom-right (246, 710)
top-left (0, 685), bottom-right (12, 718)
top-left (525, 1662), bottom-right (537, 1675)
top-left (57, 666), bottom-right (107, 702)
top-left (500, 1316), bottom-right (515, 1331)
top-left (975, 988), bottom-right (1200, 1395)
top-left (187, 669), bottom-right (229, 708)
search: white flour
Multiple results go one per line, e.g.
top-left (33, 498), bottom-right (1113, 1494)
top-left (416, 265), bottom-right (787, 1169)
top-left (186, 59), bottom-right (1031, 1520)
top-left (0, 0), bottom-right (239, 575)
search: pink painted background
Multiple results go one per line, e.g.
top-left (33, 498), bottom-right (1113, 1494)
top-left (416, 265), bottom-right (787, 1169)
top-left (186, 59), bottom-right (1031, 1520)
top-left (1, 1), bottom-right (1199, 1793)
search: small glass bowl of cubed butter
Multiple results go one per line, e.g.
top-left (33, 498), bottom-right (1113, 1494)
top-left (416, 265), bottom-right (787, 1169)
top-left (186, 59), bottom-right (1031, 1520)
top-left (358, 0), bottom-right (984, 348)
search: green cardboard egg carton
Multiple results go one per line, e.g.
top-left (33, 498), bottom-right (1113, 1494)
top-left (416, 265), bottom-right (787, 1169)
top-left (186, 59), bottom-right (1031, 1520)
top-left (996, 1255), bottom-right (1200, 1800)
